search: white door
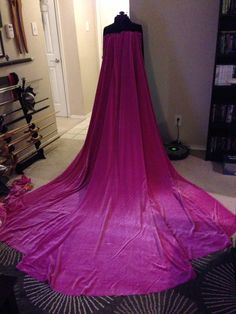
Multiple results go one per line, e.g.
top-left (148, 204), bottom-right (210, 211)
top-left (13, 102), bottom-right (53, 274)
top-left (40, 0), bottom-right (68, 117)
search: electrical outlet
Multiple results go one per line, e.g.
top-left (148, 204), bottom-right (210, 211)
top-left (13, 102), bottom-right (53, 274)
top-left (175, 114), bottom-right (182, 126)
top-left (31, 22), bottom-right (38, 36)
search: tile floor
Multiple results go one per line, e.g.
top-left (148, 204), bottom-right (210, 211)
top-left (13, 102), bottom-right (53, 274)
top-left (60, 114), bottom-right (91, 141)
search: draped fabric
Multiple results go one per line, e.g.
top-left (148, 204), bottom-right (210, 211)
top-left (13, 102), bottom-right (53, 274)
top-left (0, 31), bottom-right (235, 296)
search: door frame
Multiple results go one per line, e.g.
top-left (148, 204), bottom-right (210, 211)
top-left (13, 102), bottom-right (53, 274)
top-left (40, 0), bottom-right (70, 117)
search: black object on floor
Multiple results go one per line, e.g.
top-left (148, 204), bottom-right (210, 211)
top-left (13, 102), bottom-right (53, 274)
top-left (0, 275), bottom-right (19, 314)
top-left (165, 141), bottom-right (190, 160)
top-left (165, 115), bottom-right (190, 160)
top-left (0, 181), bottom-right (9, 197)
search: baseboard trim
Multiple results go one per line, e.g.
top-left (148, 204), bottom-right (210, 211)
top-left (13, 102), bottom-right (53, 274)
top-left (70, 112), bottom-right (91, 120)
top-left (189, 145), bottom-right (206, 151)
top-left (70, 115), bottom-right (85, 119)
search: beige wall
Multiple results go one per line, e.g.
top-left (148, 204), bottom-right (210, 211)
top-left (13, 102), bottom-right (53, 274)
top-left (130, 0), bottom-right (219, 148)
top-left (0, 0), bottom-right (54, 109)
top-left (73, 0), bottom-right (99, 114)
top-left (57, 0), bottom-right (84, 116)
top-left (0, 0), bottom-right (56, 159)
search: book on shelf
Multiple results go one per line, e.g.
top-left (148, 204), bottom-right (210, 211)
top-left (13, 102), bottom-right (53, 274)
top-left (219, 32), bottom-right (236, 55)
top-left (209, 136), bottom-right (235, 154)
top-left (211, 103), bottom-right (236, 124)
top-left (215, 64), bottom-right (236, 85)
top-left (226, 104), bottom-right (234, 122)
top-left (222, 0), bottom-right (236, 15)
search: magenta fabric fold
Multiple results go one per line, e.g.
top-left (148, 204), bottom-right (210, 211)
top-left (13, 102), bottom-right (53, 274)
top-left (0, 31), bottom-right (235, 296)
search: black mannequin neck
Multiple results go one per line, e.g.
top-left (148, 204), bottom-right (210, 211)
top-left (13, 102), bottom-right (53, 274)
top-left (114, 12), bottom-right (131, 25)
top-left (103, 12), bottom-right (142, 35)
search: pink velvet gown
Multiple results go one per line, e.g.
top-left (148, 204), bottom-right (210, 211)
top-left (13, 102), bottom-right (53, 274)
top-left (0, 29), bottom-right (235, 297)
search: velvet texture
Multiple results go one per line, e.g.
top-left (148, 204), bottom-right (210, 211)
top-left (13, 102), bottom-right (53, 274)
top-left (0, 31), bottom-right (235, 296)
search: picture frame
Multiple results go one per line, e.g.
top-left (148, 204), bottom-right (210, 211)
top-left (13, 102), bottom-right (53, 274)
top-left (0, 31), bottom-right (5, 58)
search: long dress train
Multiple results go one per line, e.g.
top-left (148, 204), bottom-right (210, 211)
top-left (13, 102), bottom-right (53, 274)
top-left (0, 24), bottom-right (235, 296)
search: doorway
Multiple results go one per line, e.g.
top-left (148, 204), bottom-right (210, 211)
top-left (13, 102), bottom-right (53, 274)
top-left (96, 0), bottom-right (130, 66)
top-left (40, 0), bottom-right (130, 122)
top-left (40, 0), bottom-right (68, 117)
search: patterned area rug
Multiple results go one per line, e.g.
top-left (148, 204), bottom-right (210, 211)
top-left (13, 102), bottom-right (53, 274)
top-left (0, 242), bottom-right (235, 314)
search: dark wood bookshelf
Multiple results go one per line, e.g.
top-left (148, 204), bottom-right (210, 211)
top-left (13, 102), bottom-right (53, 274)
top-left (212, 86), bottom-right (236, 103)
top-left (216, 54), bottom-right (236, 64)
top-left (209, 123), bottom-right (236, 134)
top-left (206, 152), bottom-right (225, 162)
top-left (219, 15), bottom-right (236, 30)
top-left (206, 0), bottom-right (236, 161)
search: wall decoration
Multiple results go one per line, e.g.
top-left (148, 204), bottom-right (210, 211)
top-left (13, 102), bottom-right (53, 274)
top-left (8, 0), bottom-right (28, 54)
top-left (0, 11), bottom-right (3, 28)
top-left (0, 31), bottom-right (5, 58)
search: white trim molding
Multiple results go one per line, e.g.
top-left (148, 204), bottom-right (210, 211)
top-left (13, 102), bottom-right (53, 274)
top-left (189, 145), bottom-right (206, 151)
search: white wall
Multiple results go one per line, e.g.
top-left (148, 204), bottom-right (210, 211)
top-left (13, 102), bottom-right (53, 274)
top-left (96, 0), bottom-right (130, 64)
top-left (58, 0), bottom-right (130, 115)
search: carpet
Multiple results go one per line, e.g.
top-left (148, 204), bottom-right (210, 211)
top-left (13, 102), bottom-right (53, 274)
top-left (0, 242), bottom-right (235, 314)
